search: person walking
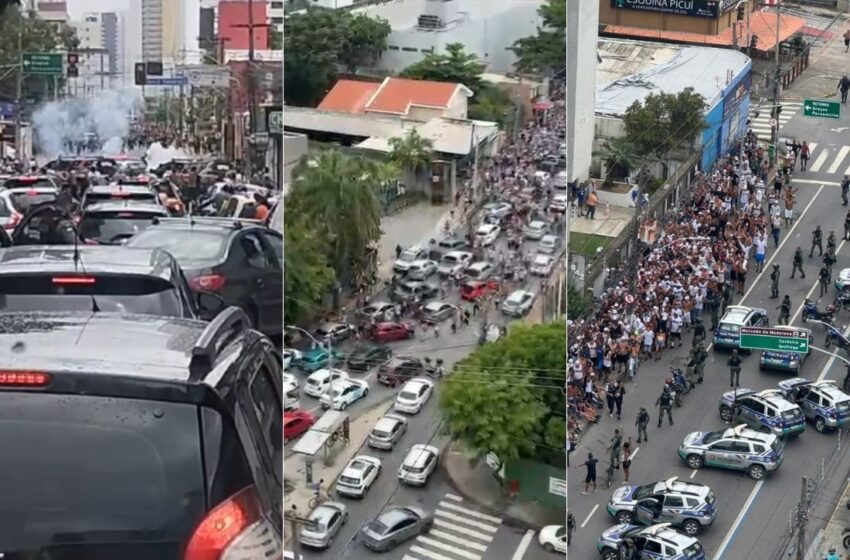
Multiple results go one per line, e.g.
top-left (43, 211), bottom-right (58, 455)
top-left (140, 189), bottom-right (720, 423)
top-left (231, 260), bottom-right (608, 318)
top-left (608, 429), bottom-right (622, 469)
top-left (755, 235), bottom-right (767, 273)
top-left (811, 225), bottom-right (823, 258)
top-left (791, 247), bottom-right (806, 279)
top-left (825, 249), bottom-right (838, 283)
top-left (820, 264), bottom-right (831, 297)
top-left (771, 213), bottom-right (782, 248)
top-left (621, 439), bottom-right (633, 483)
top-left (656, 385), bottom-right (674, 427)
top-left (845, 28), bottom-right (850, 52)
top-left (777, 295), bottom-right (791, 325)
top-left (606, 380), bottom-right (617, 417)
top-left (828, 230), bottom-right (838, 255)
top-left (840, 75), bottom-right (850, 104)
top-left (728, 348), bottom-right (743, 387)
top-left (612, 381), bottom-right (624, 420)
top-left (567, 511), bottom-right (576, 546)
top-left (842, 175), bottom-right (850, 206)
top-left (693, 340), bottom-right (708, 384)
top-left (845, 209), bottom-right (850, 241)
top-left (585, 188), bottom-right (598, 220)
top-left (769, 264), bottom-right (780, 298)
top-left (576, 452), bottom-right (599, 495)
top-left (635, 407), bottom-right (650, 443)
top-left (799, 141), bottom-right (810, 171)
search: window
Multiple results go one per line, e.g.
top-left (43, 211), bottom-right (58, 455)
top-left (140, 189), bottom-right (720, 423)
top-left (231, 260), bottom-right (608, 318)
top-left (643, 540), bottom-right (662, 554)
top-left (388, 45), bottom-right (399, 50)
top-left (402, 47), bottom-right (418, 52)
top-left (664, 495), bottom-right (684, 508)
top-left (743, 398), bottom-right (765, 415)
top-left (241, 231), bottom-right (270, 269)
top-left (731, 442), bottom-right (750, 452)
top-left (806, 392), bottom-right (822, 406)
top-left (710, 441), bottom-right (736, 452)
top-left (246, 354), bottom-right (283, 488)
top-left (0, 198), bottom-right (9, 217)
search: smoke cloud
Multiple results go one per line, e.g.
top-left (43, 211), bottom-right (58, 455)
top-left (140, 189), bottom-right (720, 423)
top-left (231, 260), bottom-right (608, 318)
top-left (145, 142), bottom-right (192, 171)
top-left (32, 89), bottom-right (142, 157)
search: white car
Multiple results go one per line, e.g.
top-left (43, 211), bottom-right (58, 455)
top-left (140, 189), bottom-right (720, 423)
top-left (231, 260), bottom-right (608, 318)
top-left (406, 259), bottom-right (438, 280)
top-left (361, 301), bottom-right (396, 321)
top-left (836, 268), bottom-right (850, 290)
top-left (475, 224), bottom-right (501, 246)
top-left (398, 444), bottom-right (440, 486)
top-left (531, 254), bottom-right (555, 276)
top-left (523, 220), bottom-right (550, 240)
top-left (549, 193), bottom-right (567, 212)
top-left (465, 261), bottom-right (494, 281)
top-left (393, 244), bottom-right (429, 273)
top-left (283, 348), bottom-right (302, 370)
top-left (438, 251), bottom-right (473, 277)
top-left (538, 525), bottom-right (567, 553)
top-left (482, 201), bottom-right (512, 220)
top-left (394, 378), bottom-right (434, 414)
top-left (502, 290), bottom-right (535, 317)
top-left (283, 372), bottom-right (298, 388)
top-left (538, 234), bottom-right (561, 254)
top-left (320, 378), bottom-right (370, 410)
top-left (304, 368), bottom-right (349, 398)
top-left (336, 455), bottom-right (382, 498)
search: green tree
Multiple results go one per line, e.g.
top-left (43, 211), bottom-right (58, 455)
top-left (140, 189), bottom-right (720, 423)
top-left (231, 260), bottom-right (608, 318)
top-left (602, 136), bottom-right (639, 183)
top-left (400, 42), bottom-right (485, 94)
top-left (510, 0), bottom-right (566, 75)
top-left (284, 216), bottom-right (335, 325)
top-left (623, 89), bottom-right (707, 159)
top-left (439, 322), bottom-right (566, 464)
top-left (0, 7), bottom-right (78, 100)
top-left (567, 281), bottom-right (593, 320)
top-left (468, 84), bottom-right (515, 129)
top-left (269, 27), bottom-right (282, 51)
top-left (287, 150), bottom-right (386, 286)
top-left (388, 128), bottom-right (433, 175)
top-left (284, 8), bottom-right (390, 106)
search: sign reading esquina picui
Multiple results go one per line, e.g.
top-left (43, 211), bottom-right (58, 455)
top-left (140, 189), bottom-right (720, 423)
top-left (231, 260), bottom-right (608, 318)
top-left (739, 326), bottom-right (809, 354)
top-left (611, 0), bottom-right (730, 18)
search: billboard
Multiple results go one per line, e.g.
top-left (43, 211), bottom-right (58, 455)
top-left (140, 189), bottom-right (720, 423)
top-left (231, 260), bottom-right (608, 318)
top-left (611, 0), bottom-right (726, 18)
top-left (218, 1), bottom-right (269, 51)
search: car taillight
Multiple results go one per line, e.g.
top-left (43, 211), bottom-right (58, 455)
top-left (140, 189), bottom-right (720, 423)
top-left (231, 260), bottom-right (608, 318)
top-left (185, 485), bottom-right (279, 560)
top-left (190, 274), bottom-right (226, 292)
top-left (52, 276), bottom-right (96, 285)
top-left (0, 371), bottom-right (51, 387)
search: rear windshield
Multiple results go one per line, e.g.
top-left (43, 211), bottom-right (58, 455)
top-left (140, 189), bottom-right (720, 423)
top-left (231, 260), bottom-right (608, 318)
top-left (127, 229), bottom-right (227, 264)
top-left (79, 212), bottom-right (163, 243)
top-left (5, 179), bottom-right (54, 190)
top-left (9, 191), bottom-right (57, 212)
top-left (718, 322), bottom-right (740, 333)
top-left (338, 475), bottom-right (360, 486)
top-left (683, 542), bottom-right (704, 558)
top-left (837, 400), bottom-right (850, 412)
top-left (771, 438), bottom-right (783, 453)
top-left (83, 191), bottom-right (157, 207)
top-left (0, 274), bottom-right (185, 317)
top-left (781, 409), bottom-right (801, 421)
top-left (0, 392), bottom-right (207, 554)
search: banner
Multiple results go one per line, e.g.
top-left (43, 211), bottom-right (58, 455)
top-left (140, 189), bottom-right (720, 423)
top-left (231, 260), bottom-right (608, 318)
top-left (611, 0), bottom-right (723, 18)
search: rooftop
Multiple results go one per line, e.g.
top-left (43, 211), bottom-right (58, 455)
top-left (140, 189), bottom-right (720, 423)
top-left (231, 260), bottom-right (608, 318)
top-left (354, 0), bottom-right (541, 31)
top-left (317, 77), bottom-right (472, 116)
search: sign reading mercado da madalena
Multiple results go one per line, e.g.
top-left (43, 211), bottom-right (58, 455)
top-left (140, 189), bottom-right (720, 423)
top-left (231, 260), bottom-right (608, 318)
top-left (611, 0), bottom-right (738, 18)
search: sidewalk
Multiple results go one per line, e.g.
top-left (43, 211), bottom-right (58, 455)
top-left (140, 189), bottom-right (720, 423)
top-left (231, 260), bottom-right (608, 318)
top-left (377, 201), bottom-right (451, 280)
top-left (283, 397), bottom-right (394, 547)
top-left (441, 440), bottom-right (564, 529)
top-left (782, 8), bottom-right (849, 102)
top-left (809, 478), bottom-right (850, 559)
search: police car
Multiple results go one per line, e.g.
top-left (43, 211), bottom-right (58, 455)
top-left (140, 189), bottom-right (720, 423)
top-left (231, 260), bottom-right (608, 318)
top-left (758, 326), bottom-right (812, 373)
top-left (678, 424), bottom-right (784, 480)
top-left (713, 305), bottom-right (769, 351)
top-left (596, 523), bottom-right (705, 560)
top-left (835, 268), bottom-right (850, 290)
top-left (718, 388), bottom-right (806, 438)
top-left (606, 477), bottom-right (716, 536)
top-left (777, 378), bottom-right (850, 432)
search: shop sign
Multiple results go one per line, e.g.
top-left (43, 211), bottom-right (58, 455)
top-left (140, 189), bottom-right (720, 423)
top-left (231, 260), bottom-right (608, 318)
top-left (611, 0), bottom-right (723, 18)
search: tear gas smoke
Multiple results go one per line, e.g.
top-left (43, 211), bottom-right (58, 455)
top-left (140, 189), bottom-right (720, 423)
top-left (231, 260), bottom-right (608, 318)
top-left (32, 89), bottom-right (142, 157)
top-left (145, 142), bottom-right (191, 171)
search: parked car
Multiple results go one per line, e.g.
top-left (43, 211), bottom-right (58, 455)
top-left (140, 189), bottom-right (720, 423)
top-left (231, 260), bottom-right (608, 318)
top-left (315, 322), bottom-right (354, 343)
top-left (304, 368), bottom-right (349, 398)
top-left (460, 279), bottom-right (500, 301)
top-left (502, 290), bottom-right (535, 317)
top-left (394, 378), bottom-right (434, 414)
top-left (391, 280), bottom-right (438, 303)
top-left (393, 244), bottom-right (429, 274)
top-left (284, 410), bottom-right (316, 443)
top-left (347, 343), bottom-right (392, 372)
top-left (360, 301), bottom-right (396, 322)
top-left (378, 356), bottom-right (424, 387)
top-left (465, 261), bottom-right (495, 281)
top-left (437, 251), bottom-right (473, 277)
top-left (336, 455), bottom-right (382, 498)
top-left (420, 301), bottom-right (456, 324)
top-left (299, 502), bottom-right (347, 549)
top-left (320, 379), bottom-right (370, 410)
top-left (371, 321), bottom-right (415, 343)
top-left (398, 444), bottom-right (439, 486)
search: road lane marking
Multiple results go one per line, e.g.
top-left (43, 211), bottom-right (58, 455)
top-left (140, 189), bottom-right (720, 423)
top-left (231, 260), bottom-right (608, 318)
top-left (793, 179), bottom-right (840, 186)
top-left (811, 149), bottom-right (831, 172)
top-left (434, 510), bottom-right (500, 532)
top-left (712, 481), bottom-right (765, 560)
top-left (829, 146), bottom-right (850, 174)
top-left (511, 530), bottom-right (535, 560)
top-left (411, 542), bottom-right (481, 560)
top-left (438, 501), bottom-right (502, 524)
top-left (580, 504), bottom-right (599, 528)
top-left (433, 518), bottom-right (494, 542)
top-left (444, 493), bottom-right (464, 502)
top-left (690, 469), bottom-right (698, 479)
top-left (631, 446), bottom-right (640, 459)
top-left (789, 238), bottom-right (847, 325)
top-left (425, 530), bottom-right (488, 552)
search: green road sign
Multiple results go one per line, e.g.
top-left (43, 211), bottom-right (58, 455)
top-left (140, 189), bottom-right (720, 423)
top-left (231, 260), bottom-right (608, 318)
top-left (22, 53), bottom-right (63, 76)
top-left (268, 110), bottom-right (282, 133)
top-left (803, 99), bottom-right (840, 120)
top-left (740, 326), bottom-right (809, 354)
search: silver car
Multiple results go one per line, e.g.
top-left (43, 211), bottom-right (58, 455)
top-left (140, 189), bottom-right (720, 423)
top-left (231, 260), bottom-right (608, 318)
top-left (606, 477), bottom-right (717, 536)
top-left (538, 234), bottom-right (561, 254)
top-left (299, 501), bottom-right (348, 549)
top-left (502, 290), bottom-right (535, 317)
top-left (368, 413), bottom-right (408, 450)
top-left (360, 506), bottom-right (434, 552)
top-left (678, 424), bottom-right (783, 480)
top-left (406, 259), bottom-right (438, 280)
top-left (523, 220), bottom-right (550, 240)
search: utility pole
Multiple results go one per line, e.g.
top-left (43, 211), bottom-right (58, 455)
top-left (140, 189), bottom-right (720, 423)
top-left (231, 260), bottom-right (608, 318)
top-left (14, 7), bottom-right (23, 159)
top-left (247, 0), bottom-right (256, 179)
top-left (795, 476), bottom-right (808, 560)
top-left (769, 0), bottom-right (782, 170)
top-left (746, 1), bottom-right (752, 59)
top-left (628, 163), bottom-right (650, 293)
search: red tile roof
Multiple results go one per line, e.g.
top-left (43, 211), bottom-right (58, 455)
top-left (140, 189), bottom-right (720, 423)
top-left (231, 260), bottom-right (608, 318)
top-left (317, 79), bottom-right (381, 114)
top-left (367, 77), bottom-right (461, 115)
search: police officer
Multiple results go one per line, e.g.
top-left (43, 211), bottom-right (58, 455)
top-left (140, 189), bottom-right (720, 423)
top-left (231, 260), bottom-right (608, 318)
top-left (635, 407), bottom-right (650, 443)
top-left (845, 209), bottom-right (850, 240)
top-left (811, 225), bottom-right (823, 258)
top-left (656, 386), bottom-right (674, 427)
top-left (791, 246), bottom-right (806, 279)
top-left (619, 538), bottom-right (637, 560)
top-left (769, 264), bottom-right (780, 298)
top-left (693, 340), bottom-right (708, 384)
top-left (692, 317), bottom-right (706, 347)
top-left (728, 348), bottom-right (743, 387)
top-left (842, 175), bottom-right (850, 206)
top-left (828, 230), bottom-right (838, 254)
top-left (685, 351), bottom-right (697, 389)
top-left (777, 295), bottom-right (791, 325)
top-left (608, 429), bottom-right (622, 469)
top-left (706, 287), bottom-right (719, 329)
top-left (722, 281), bottom-right (734, 315)
top-left (825, 249), bottom-right (837, 283)
top-left (819, 264), bottom-right (830, 297)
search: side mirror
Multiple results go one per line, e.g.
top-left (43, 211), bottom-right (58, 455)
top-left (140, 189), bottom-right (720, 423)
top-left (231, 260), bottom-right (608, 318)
top-left (196, 291), bottom-right (226, 320)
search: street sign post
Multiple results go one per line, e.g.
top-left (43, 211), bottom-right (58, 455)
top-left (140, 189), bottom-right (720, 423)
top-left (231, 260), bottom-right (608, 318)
top-left (740, 326), bottom-right (810, 354)
top-left (22, 53), bottom-right (63, 76)
top-left (268, 110), bottom-right (282, 133)
top-left (803, 99), bottom-right (841, 120)
top-left (146, 75), bottom-right (189, 87)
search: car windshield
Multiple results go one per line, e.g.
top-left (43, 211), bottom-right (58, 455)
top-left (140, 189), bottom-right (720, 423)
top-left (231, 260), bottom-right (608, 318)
top-left (0, 274), bottom-right (184, 317)
top-left (683, 542), bottom-right (704, 558)
top-left (703, 431), bottom-right (724, 445)
top-left (399, 252), bottom-right (417, 262)
top-left (127, 229), bottom-right (227, 264)
top-left (771, 438), bottom-right (783, 453)
top-left (372, 427), bottom-right (391, 438)
top-left (632, 484), bottom-right (655, 501)
top-left (9, 191), bottom-right (57, 212)
top-left (438, 239), bottom-right (460, 249)
top-left (79, 212), bottom-right (162, 243)
top-left (399, 391), bottom-right (418, 401)
top-left (404, 463), bottom-right (426, 474)
top-left (338, 475), bottom-right (360, 486)
top-left (442, 255), bottom-right (459, 265)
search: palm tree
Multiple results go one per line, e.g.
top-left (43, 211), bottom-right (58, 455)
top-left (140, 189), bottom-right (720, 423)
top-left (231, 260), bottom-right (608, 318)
top-left (602, 137), bottom-right (638, 184)
top-left (388, 129), bottom-right (434, 190)
top-left (288, 150), bottom-right (386, 288)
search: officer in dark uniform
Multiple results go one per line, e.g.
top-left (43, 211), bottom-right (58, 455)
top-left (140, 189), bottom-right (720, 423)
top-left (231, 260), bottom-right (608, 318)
top-left (791, 247), bottom-right (805, 279)
top-left (811, 225), bottom-right (823, 258)
top-left (777, 295), bottom-right (791, 325)
top-left (728, 349), bottom-right (743, 387)
top-left (769, 264), bottom-right (780, 298)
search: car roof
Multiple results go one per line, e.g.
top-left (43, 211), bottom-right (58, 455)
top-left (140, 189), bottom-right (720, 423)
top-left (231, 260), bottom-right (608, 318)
top-left (87, 184), bottom-right (153, 193)
top-left (139, 216), bottom-right (267, 233)
top-left (310, 503), bottom-right (344, 523)
top-left (0, 245), bottom-right (178, 280)
top-left (444, 250), bottom-right (471, 258)
top-left (405, 444), bottom-right (437, 466)
top-left (402, 378), bottom-right (431, 391)
top-left (652, 477), bottom-right (708, 497)
top-left (507, 290), bottom-right (531, 300)
top-left (720, 306), bottom-right (760, 325)
top-left (377, 507), bottom-right (415, 526)
top-left (723, 425), bottom-right (775, 442)
top-left (0, 311), bottom-right (208, 379)
top-left (82, 200), bottom-right (168, 214)
top-left (468, 261), bottom-right (490, 269)
top-left (374, 414), bottom-right (405, 431)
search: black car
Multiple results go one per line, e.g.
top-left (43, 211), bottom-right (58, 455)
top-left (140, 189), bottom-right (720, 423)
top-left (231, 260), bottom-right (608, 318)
top-left (126, 216), bottom-right (283, 335)
top-left (0, 203), bottom-right (78, 247)
top-left (390, 280), bottom-right (438, 303)
top-left (347, 343), bottom-right (392, 372)
top-left (378, 356), bottom-right (424, 387)
top-left (0, 307), bottom-right (282, 558)
top-left (78, 200), bottom-right (170, 244)
top-left (0, 245), bottom-right (225, 319)
top-left (81, 184), bottom-right (159, 209)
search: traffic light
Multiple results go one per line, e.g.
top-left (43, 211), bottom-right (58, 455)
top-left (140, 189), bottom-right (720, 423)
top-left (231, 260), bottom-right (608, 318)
top-left (66, 52), bottom-right (78, 78)
top-left (776, 105), bottom-right (783, 116)
top-left (134, 62), bottom-right (146, 86)
top-left (737, 4), bottom-right (745, 21)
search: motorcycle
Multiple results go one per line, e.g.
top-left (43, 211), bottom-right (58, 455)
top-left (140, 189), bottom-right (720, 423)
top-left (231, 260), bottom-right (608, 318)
top-left (824, 325), bottom-right (850, 350)
top-left (801, 298), bottom-right (836, 325)
top-left (664, 378), bottom-right (683, 408)
top-left (836, 287), bottom-right (850, 313)
top-left (670, 367), bottom-right (691, 396)
top-left (423, 357), bottom-right (444, 379)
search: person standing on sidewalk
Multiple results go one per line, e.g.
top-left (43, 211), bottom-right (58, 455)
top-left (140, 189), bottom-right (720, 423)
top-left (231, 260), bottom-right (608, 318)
top-left (586, 188), bottom-right (598, 220)
top-left (791, 247), bottom-right (806, 279)
top-left (576, 453), bottom-right (599, 495)
top-left (728, 349), bottom-right (743, 387)
top-left (635, 407), bottom-right (650, 443)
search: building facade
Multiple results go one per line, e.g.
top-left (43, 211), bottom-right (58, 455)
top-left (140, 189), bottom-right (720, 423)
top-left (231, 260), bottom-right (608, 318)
top-left (600, 0), bottom-right (746, 35)
top-left (567, 0), bottom-right (598, 185)
top-left (141, 0), bottom-right (163, 61)
top-left (218, 1), bottom-right (269, 52)
top-left (269, 0), bottom-right (283, 34)
top-left (35, 1), bottom-right (69, 22)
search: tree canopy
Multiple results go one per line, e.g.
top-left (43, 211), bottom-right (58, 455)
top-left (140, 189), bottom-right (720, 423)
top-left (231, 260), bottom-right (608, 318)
top-left (284, 215), bottom-right (335, 326)
top-left (622, 89), bottom-right (707, 159)
top-left (284, 8), bottom-right (390, 106)
top-left (388, 128), bottom-right (433, 175)
top-left (439, 322), bottom-right (566, 466)
top-left (509, 0), bottom-right (565, 75)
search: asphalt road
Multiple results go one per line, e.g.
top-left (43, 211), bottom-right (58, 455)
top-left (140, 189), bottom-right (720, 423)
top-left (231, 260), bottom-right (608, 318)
top-left (288, 228), bottom-right (562, 560)
top-left (568, 108), bottom-right (850, 560)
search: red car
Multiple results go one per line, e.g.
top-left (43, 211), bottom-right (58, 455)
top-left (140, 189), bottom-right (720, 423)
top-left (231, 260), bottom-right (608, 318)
top-left (460, 279), bottom-right (500, 301)
top-left (371, 321), bottom-right (415, 343)
top-left (284, 410), bottom-right (315, 443)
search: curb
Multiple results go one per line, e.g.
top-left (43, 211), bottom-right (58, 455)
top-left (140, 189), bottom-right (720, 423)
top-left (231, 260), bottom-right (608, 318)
top-left (439, 440), bottom-right (541, 532)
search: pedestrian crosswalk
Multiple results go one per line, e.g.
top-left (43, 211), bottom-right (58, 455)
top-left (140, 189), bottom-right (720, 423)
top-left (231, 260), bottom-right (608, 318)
top-left (401, 493), bottom-right (504, 560)
top-left (787, 142), bottom-right (850, 178)
top-left (748, 101), bottom-right (802, 142)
